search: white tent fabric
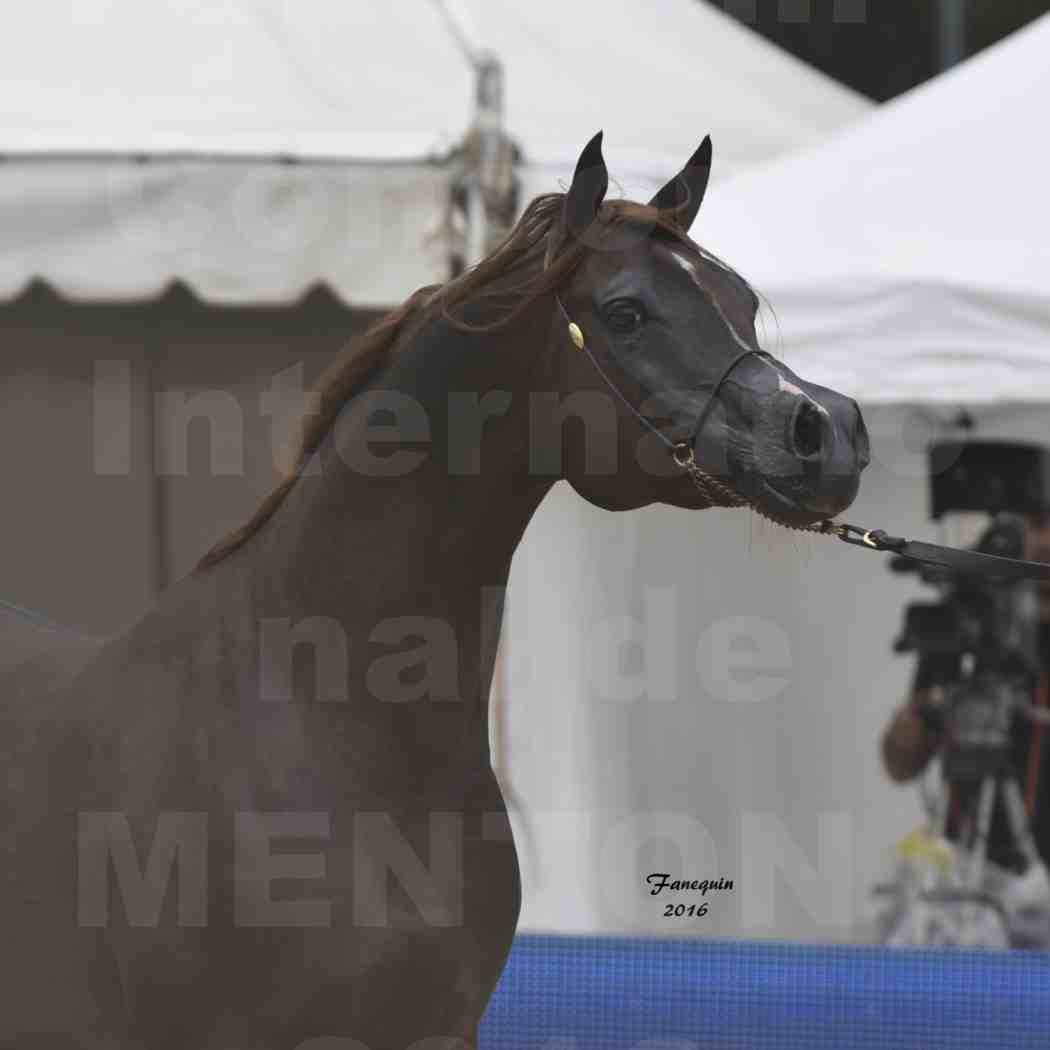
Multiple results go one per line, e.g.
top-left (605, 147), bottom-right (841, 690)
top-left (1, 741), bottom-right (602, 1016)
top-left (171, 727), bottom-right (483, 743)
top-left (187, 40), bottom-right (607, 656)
top-left (0, 0), bottom-right (869, 304)
top-left (0, 0), bottom-right (867, 166)
top-left (0, 1), bottom-right (469, 159)
top-left (510, 404), bottom-right (1050, 943)
top-left (0, 161), bottom-right (449, 306)
top-left (697, 13), bottom-right (1050, 404)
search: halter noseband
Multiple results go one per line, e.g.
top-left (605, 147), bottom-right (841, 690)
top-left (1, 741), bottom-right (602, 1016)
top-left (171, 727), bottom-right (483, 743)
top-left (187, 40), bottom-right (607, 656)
top-left (552, 292), bottom-right (769, 508)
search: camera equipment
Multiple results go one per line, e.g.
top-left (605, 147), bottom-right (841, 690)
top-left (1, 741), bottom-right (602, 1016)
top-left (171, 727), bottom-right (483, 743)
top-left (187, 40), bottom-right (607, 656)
top-left (877, 442), bottom-right (1050, 949)
top-left (891, 504), bottom-right (1042, 794)
top-left (890, 513), bottom-right (1041, 676)
top-left (890, 512), bottom-right (1037, 667)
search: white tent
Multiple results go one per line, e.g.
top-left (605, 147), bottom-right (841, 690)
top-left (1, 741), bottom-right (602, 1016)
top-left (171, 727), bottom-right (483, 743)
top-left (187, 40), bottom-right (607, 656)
top-left (0, 0), bottom-right (869, 304)
top-left (697, 12), bottom-right (1050, 403)
top-left (505, 16), bottom-right (1050, 945)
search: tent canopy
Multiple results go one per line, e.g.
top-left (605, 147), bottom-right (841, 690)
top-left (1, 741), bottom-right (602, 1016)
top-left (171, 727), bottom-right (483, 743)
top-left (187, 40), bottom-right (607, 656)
top-left (0, 0), bottom-right (867, 169)
top-left (0, 0), bottom-right (869, 305)
top-left (698, 14), bottom-right (1050, 405)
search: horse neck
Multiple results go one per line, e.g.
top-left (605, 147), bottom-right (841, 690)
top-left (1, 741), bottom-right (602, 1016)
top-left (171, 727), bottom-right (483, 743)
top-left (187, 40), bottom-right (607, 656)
top-left (245, 298), bottom-right (558, 691)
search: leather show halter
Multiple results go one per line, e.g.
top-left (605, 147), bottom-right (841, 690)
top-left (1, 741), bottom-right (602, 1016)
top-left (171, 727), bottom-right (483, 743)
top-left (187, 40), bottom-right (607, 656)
top-left (553, 292), bottom-right (763, 509)
top-left (553, 292), bottom-right (1050, 584)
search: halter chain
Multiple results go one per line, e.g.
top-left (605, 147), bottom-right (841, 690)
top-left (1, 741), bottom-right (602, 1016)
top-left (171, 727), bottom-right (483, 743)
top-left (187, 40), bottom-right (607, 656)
top-left (552, 293), bottom-right (840, 537)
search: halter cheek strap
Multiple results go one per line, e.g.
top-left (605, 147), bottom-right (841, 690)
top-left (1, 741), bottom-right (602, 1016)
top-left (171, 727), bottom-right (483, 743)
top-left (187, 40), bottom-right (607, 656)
top-left (553, 294), bottom-right (677, 453)
top-left (553, 292), bottom-right (768, 506)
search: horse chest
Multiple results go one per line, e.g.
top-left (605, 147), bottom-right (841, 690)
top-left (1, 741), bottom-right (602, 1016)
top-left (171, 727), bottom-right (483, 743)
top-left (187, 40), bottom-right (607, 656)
top-left (105, 805), bottom-right (521, 1049)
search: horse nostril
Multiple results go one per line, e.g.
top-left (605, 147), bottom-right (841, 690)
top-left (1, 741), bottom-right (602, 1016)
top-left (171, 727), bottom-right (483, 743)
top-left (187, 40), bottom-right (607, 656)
top-left (789, 400), bottom-right (824, 460)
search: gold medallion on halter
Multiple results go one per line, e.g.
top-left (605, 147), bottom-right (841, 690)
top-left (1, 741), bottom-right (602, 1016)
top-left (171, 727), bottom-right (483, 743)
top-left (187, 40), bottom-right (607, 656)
top-left (568, 323), bottom-right (585, 350)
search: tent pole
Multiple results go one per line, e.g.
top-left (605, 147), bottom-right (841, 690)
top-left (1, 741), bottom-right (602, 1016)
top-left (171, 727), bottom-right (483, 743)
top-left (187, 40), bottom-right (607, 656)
top-left (465, 54), bottom-right (504, 268)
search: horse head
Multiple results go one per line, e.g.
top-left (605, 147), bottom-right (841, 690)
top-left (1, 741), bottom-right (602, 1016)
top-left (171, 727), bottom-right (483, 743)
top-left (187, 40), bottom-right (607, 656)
top-left (541, 131), bottom-right (870, 525)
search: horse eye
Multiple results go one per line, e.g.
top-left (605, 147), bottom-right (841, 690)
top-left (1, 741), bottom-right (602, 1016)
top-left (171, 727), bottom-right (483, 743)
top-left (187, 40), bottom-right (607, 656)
top-left (605, 300), bottom-right (646, 334)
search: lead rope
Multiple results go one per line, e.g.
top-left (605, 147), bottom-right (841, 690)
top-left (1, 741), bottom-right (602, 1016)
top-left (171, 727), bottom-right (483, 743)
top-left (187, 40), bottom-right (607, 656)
top-left (552, 293), bottom-right (850, 539)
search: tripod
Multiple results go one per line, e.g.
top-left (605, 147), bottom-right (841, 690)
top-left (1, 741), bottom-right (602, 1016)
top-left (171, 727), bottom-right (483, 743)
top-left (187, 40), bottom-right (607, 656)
top-left (876, 676), bottom-right (1050, 948)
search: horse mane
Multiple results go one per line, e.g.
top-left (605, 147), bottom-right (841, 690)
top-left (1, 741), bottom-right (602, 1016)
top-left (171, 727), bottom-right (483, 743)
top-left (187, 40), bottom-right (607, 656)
top-left (194, 193), bottom-right (703, 573)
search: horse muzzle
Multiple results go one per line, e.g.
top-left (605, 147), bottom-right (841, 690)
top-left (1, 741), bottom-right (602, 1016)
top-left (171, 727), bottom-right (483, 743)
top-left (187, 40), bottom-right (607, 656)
top-left (742, 383), bottom-right (870, 524)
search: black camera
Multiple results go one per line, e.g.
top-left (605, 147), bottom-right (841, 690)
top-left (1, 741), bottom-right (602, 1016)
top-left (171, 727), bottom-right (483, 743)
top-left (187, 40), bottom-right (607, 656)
top-left (892, 440), bottom-right (1050, 668)
top-left (929, 440), bottom-right (1050, 520)
top-left (891, 513), bottom-right (1038, 673)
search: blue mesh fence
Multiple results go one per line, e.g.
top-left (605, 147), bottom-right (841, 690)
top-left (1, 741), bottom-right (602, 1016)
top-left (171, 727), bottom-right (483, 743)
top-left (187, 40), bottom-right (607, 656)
top-left (480, 934), bottom-right (1050, 1049)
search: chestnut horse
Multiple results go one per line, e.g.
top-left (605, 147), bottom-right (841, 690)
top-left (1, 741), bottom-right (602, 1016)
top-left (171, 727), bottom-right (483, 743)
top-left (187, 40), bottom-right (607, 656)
top-left (0, 133), bottom-right (868, 1048)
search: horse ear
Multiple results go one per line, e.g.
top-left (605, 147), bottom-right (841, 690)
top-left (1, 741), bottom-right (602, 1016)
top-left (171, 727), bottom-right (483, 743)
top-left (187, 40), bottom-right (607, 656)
top-left (649, 136), bottom-right (712, 232)
top-left (563, 130), bottom-right (609, 238)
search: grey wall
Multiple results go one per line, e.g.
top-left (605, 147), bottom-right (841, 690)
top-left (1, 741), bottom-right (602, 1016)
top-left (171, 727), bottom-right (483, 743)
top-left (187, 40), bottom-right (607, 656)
top-left (0, 284), bottom-right (379, 635)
